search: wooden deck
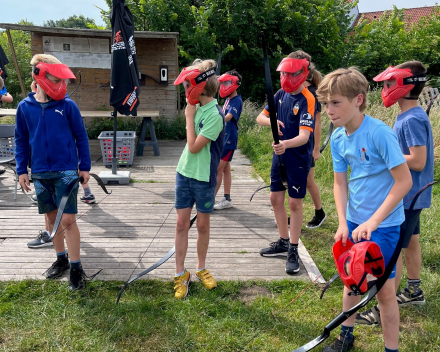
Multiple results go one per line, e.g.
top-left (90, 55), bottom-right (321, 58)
top-left (0, 140), bottom-right (323, 283)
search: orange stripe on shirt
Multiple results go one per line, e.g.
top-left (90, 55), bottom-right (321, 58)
top-left (301, 87), bottom-right (316, 119)
top-left (262, 109), bottom-right (269, 116)
top-left (300, 126), bottom-right (313, 132)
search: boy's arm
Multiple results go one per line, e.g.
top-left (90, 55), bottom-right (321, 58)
top-left (0, 93), bottom-right (13, 104)
top-left (313, 112), bottom-right (322, 161)
top-left (256, 111), bottom-right (271, 126)
top-left (405, 145), bottom-right (427, 172)
top-left (351, 162), bottom-right (412, 243)
top-left (67, 101), bottom-right (91, 171)
top-left (401, 117), bottom-right (429, 171)
top-left (334, 171), bottom-right (350, 244)
top-left (14, 104), bottom-right (30, 176)
top-left (225, 113), bottom-right (234, 123)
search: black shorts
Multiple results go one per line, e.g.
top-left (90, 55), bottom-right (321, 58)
top-left (220, 149), bottom-right (235, 162)
top-left (401, 209), bottom-right (422, 248)
top-left (270, 163), bottom-right (309, 199)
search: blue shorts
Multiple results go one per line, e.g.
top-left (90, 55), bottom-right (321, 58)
top-left (270, 162), bottom-right (309, 199)
top-left (175, 172), bottom-right (215, 213)
top-left (32, 171), bottom-right (79, 215)
top-left (347, 220), bottom-right (399, 279)
top-left (401, 209), bottom-right (422, 248)
top-left (221, 148), bottom-right (235, 162)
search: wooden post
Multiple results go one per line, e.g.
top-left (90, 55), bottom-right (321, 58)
top-left (6, 29), bottom-right (26, 98)
top-left (174, 37), bottom-right (180, 112)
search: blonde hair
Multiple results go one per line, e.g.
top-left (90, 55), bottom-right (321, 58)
top-left (317, 67), bottom-right (369, 112)
top-left (0, 76), bottom-right (4, 90)
top-left (287, 50), bottom-right (322, 88)
top-left (187, 59), bottom-right (218, 97)
top-left (30, 54), bottom-right (61, 65)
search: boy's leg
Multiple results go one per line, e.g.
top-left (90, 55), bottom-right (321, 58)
top-left (215, 160), bottom-right (227, 196)
top-left (62, 214), bottom-right (80, 262)
top-left (195, 211), bottom-right (210, 270)
top-left (175, 208), bottom-right (192, 274)
top-left (286, 197), bottom-right (303, 274)
top-left (377, 278), bottom-right (400, 350)
top-left (223, 161), bottom-right (232, 196)
top-left (306, 167), bottom-right (326, 229)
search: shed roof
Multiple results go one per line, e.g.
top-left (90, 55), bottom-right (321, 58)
top-left (0, 23), bottom-right (179, 40)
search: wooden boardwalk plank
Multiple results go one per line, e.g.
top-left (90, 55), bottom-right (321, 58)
top-left (0, 140), bottom-right (324, 284)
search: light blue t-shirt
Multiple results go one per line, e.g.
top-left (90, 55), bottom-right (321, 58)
top-left (393, 106), bottom-right (434, 209)
top-left (331, 115), bottom-right (406, 227)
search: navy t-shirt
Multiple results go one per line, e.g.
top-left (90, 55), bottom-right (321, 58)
top-left (222, 94), bottom-right (243, 150)
top-left (264, 88), bottom-right (316, 169)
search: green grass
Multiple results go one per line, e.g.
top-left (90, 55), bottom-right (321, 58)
top-left (0, 100), bottom-right (439, 351)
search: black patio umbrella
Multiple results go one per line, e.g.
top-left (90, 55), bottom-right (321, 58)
top-left (109, 0), bottom-right (140, 174)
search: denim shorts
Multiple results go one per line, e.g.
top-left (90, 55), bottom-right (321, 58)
top-left (32, 171), bottom-right (79, 215)
top-left (175, 172), bottom-right (215, 213)
top-left (347, 220), bottom-right (399, 279)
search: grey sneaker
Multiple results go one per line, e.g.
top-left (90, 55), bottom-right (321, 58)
top-left (214, 197), bottom-right (232, 210)
top-left (31, 195), bottom-right (38, 203)
top-left (355, 305), bottom-right (381, 326)
top-left (260, 238), bottom-right (289, 257)
top-left (396, 288), bottom-right (426, 306)
top-left (27, 230), bottom-right (53, 249)
top-left (80, 194), bottom-right (96, 204)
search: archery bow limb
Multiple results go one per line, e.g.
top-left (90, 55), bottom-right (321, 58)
top-left (116, 214), bottom-right (198, 303)
top-left (319, 122), bottom-right (334, 154)
top-left (291, 181), bottom-right (436, 352)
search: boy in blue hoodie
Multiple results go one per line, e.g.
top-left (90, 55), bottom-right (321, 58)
top-left (15, 54), bottom-right (91, 291)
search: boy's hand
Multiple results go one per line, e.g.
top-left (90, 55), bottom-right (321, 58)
top-left (313, 148), bottom-right (321, 162)
top-left (19, 174), bottom-right (31, 192)
top-left (185, 99), bottom-right (196, 120)
top-left (78, 171), bottom-right (90, 184)
top-left (277, 120), bottom-right (284, 136)
top-left (272, 141), bottom-right (286, 155)
top-left (351, 219), bottom-right (379, 243)
top-left (334, 224), bottom-right (349, 245)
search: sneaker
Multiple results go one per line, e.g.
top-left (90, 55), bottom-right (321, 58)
top-left (174, 269), bottom-right (191, 299)
top-left (46, 255), bottom-right (70, 279)
top-left (31, 195), bottom-right (38, 203)
top-left (355, 305), bottom-right (381, 326)
top-left (196, 268), bottom-right (217, 290)
top-left (322, 336), bottom-right (354, 352)
top-left (80, 194), bottom-right (96, 204)
top-left (69, 265), bottom-right (86, 291)
top-left (260, 238), bottom-right (289, 257)
top-left (27, 230), bottom-right (53, 249)
top-left (214, 197), bottom-right (232, 210)
top-left (273, 217), bottom-right (290, 227)
top-left (306, 210), bottom-right (326, 229)
top-left (285, 245), bottom-right (300, 274)
top-left (0, 169), bottom-right (5, 175)
top-left (396, 288), bottom-right (426, 306)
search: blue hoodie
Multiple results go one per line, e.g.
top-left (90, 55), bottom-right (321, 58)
top-left (15, 93), bottom-right (91, 176)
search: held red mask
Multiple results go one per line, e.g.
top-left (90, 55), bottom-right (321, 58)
top-left (32, 62), bottom-right (76, 100)
top-left (218, 73), bottom-right (241, 98)
top-left (174, 67), bottom-right (216, 105)
top-left (373, 66), bottom-right (427, 107)
top-left (333, 240), bottom-right (385, 295)
top-left (276, 58), bottom-right (309, 93)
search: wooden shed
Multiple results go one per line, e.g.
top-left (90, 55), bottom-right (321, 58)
top-left (0, 23), bottom-right (180, 120)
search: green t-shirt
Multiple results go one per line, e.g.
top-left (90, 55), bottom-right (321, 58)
top-left (177, 99), bottom-right (224, 183)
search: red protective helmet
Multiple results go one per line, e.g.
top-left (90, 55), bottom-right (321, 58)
top-left (373, 66), bottom-right (427, 108)
top-left (276, 58), bottom-right (309, 93)
top-left (174, 67), bottom-right (216, 105)
top-left (218, 73), bottom-right (241, 98)
top-left (32, 62), bottom-right (76, 100)
top-left (333, 240), bottom-right (385, 295)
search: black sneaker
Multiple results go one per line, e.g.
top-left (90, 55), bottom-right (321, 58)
top-left (69, 265), bottom-right (86, 291)
top-left (322, 336), bottom-right (354, 352)
top-left (260, 238), bottom-right (289, 257)
top-left (306, 210), bottom-right (326, 229)
top-left (27, 230), bottom-right (53, 249)
top-left (0, 169), bottom-right (6, 175)
top-left (396, 288), bottom-right (426, 306)
top-left (46, 255), bottom-right (70, 279)
top-left (285, 244), bottom-right (300, 274)
top-left (80, 194), bottom-right (96, 204)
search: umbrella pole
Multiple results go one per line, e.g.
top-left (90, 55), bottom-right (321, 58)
top-left (112, 107), bottom-right (118, 175)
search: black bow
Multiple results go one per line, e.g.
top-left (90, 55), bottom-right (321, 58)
top-left (116, 214), bottom-right (197, 303)
top-left (292, 181), bottom-right (436, 352)
top-left (319, 122), bottom-right (334, 153)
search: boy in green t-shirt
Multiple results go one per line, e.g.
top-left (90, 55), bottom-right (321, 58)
top-left (172, 59), bottom-right (225, 299)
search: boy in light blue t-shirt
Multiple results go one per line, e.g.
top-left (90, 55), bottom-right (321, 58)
top-left (317, 67), bottom-right (412, 352)
top-left (355, 61), bottom-right (434, 326)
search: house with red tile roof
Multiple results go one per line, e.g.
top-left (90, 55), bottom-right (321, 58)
top-left (352, 6), bottom-right (438, 27)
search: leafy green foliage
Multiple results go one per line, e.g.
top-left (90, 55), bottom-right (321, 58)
top-left (0, 21), bottom-right (33, 107)
top-left (43, 15), bottom-right (104, 29)
top-left (344, 6), bottom-right (440, 85)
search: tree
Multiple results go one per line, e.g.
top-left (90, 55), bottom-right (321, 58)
top-left (43, 15), bottom-right (105, 29)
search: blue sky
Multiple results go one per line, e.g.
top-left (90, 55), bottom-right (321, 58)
top-left (1, 1), bottom-right (439, 27)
